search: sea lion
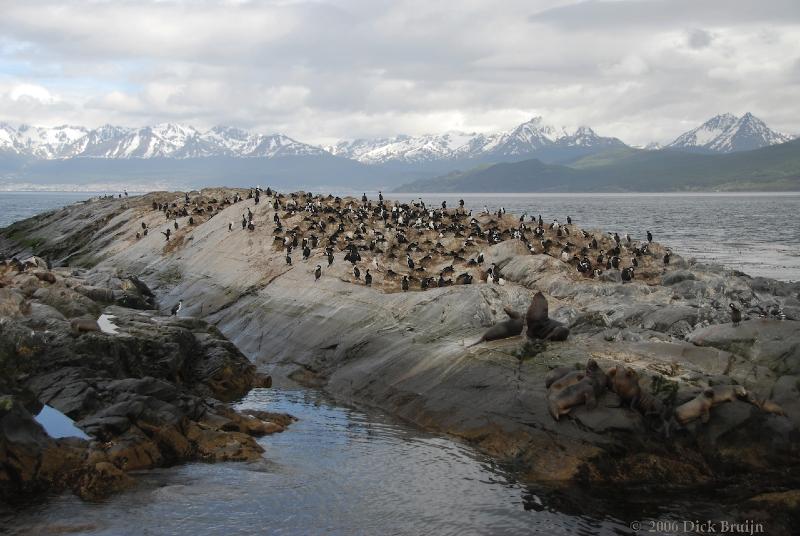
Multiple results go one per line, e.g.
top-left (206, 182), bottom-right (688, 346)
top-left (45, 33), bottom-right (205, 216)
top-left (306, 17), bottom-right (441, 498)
top-left (468, 306), bottom-right (524, 346)
top-left (547, 371), bottom-right (585, 393)
top-left (70, 317), bottom-right (101, 334)
top-left (755, 399), bottom-right (787, 416)
top-left (710, 384), bottom-right (747, 406)
top-left (584, 359), bottom-right (608, 396)
top-left (545, 366), bottom-right (577, 389)
top-left (607, 365), bottom-right (663, 416)
top-left (548, 378), bottom-right (597, 421)
top-left (745, 393), bottom-right (787, 416)
top-left (33, 271), bottom-right (56, 284)
top-left (608, 365), bottom-right (641, 408)
top-left (526, 292), bottom-right (569, 341)
top-left (674, 388), bottom-right (715, 425)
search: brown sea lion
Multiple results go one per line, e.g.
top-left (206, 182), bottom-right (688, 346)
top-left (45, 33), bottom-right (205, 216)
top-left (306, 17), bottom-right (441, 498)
top-left (467, 306), bottom-right (524, 346)
top-left (757, 399), bottom-right (787, 416)
top-left (608, 366), bottom-right (642, 408)
top-left (548, 378), bottom-right (597, 421)
top-left (608, 365), bottom-right (665, 416)
top-left (710, 384), bottom-right (747, 406)
top-left (526, 292), bottom-right (569, 341)
top-left (674, 388), bottom-right (715, 425)
top-left (584, 359), bottom-right (608, 396)
top-left (545, 366), bottom-right (576, 389)
top-left (33, 271), bottom-right (56, 284)
top-left (745, 393), bottom-right (787, 416)
top-left (548, 371), bottom-right (585, 393)
top-left (70, 317), bottom-right (101, 334)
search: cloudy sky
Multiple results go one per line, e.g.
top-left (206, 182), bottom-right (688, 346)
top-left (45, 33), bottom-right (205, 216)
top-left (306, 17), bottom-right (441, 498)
top-left (1, 0), bottom-right (798, 145)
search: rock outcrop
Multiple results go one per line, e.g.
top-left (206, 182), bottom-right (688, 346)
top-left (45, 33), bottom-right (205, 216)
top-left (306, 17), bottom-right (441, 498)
top-left (0, 259), bottom-right (287, 504)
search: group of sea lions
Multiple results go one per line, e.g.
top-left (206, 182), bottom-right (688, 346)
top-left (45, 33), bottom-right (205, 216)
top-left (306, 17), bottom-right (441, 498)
top-left (545, 361), bottom-right (787, 434)
top-left (468, 291), bottom-right (570, 347)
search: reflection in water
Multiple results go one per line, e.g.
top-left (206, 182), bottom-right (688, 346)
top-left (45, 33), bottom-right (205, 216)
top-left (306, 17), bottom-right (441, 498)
top-left (3, 388), bottom-right (730, 536)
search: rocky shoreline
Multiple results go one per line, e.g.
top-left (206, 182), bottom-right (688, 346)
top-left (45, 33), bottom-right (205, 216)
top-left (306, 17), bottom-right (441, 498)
top-left (0, 256), bottom-right (289, 504)
top-left (1, 188), bottom-right (799, 530)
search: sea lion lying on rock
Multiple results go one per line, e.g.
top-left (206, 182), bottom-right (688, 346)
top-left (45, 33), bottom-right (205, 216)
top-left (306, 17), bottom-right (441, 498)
top-left (70, 317), bottom-right (101, 334)
top-left (526, 292), bottom-right (569, 341)
top-left (467, 306), bottom-right (523, 346)
top-left (548, 379), bottom-right (597, 421)
top-left (710, 384), bottom-right (748, 406)
top-left (547, 359), bottom-right (607, 421)
top-left (33, 271), bottom-right (56, 284)
top-left (674, 388), bottom-right (715, 425)
top-left (548, 370), bottom-right (586, 392)
top-left (749, 397), bottom-right (787, 416)
top-left (607, 366), bottom-right (664, 416)
top-left (584, 359), bottom-right (608, 396)
top-left (545, 366), bottom-right (579, 389)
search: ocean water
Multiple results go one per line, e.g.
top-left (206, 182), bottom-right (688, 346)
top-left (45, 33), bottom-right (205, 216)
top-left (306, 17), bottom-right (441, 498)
top-left (4, 388), bottom-right (729, 536)
top-left (0, 192), bottom-right (107, 228)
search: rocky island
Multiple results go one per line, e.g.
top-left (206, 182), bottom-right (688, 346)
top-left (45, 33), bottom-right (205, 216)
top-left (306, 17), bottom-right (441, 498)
top-left (1, 188), bottom-right (799, 531)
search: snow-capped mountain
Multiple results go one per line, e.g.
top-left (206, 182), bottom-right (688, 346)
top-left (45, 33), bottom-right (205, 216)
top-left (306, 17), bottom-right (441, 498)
top-left (0, 123), bottom-right (89, 158)
top-left (0, 123), bottom-right (327, 159)
top-left (327, 117), bottom-right (625, 164)
top-left (666, 113), bottom-right (792, 153)
top-left (6, 113), bottom-right (790, 165)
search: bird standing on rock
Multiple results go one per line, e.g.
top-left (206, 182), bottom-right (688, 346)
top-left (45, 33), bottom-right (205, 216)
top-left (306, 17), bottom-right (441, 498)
top-left (365, 269), bottom-right (372, 286)
top-left (401, 276), bottom-right (409, 291)
top-left (171, 300), bottom-right (182, 316)
top-left (314, 265), bottom-right (322, 282)
top-left (621, 266), bottom-right (634, 283)
top-left (730, 303), bottom-right (742, 326)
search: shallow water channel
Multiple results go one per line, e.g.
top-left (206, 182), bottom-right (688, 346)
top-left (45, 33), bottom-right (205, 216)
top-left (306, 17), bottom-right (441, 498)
top-left (3, 386), bottom-right (736, 536)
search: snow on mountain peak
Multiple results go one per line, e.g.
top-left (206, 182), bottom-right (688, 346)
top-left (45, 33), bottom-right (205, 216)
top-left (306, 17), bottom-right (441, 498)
top-left (0, 123), bottom-right (324, 160)
top-left (667, 113), bottom-right (791, 153)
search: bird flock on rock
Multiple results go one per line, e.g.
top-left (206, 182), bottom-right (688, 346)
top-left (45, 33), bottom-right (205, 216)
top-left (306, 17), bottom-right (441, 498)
top-left (132, 187), bottom-right (682, 296)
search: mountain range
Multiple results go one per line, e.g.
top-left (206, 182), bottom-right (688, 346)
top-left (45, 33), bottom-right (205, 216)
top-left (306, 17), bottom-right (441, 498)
top-left (0, 113), bottom-right (796, 191)
top-left (2, 113), bottom-right (792, 164)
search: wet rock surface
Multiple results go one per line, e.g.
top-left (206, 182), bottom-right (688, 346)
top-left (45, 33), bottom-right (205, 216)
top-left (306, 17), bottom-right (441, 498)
top-left (0, 257), bottom-right (286, 504)
top-left (2, 189), bottom-right (799, 523)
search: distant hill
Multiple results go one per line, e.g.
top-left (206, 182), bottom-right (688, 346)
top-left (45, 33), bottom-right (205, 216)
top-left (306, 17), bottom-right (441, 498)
top-left (394, 138), bottom-right (800, 192)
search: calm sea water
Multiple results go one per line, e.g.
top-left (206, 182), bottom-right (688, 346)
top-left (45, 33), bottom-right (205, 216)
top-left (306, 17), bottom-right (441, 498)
top-left (3, 388), bottom-right (728, 536)
top-left (2, 191), bottom-right (798, 280)
top-left (0, 192), bottom-right (107, 228)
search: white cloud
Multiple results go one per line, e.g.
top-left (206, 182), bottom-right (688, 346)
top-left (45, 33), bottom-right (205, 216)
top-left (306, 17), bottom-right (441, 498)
top-left (0, 0), bottom-right (797, 145)
top-left (9, 83), bottom-right (57, 104)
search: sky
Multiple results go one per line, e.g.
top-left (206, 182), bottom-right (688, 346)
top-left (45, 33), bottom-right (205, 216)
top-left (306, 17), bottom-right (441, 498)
top-left (0, 0), bottom-right (798, 146)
